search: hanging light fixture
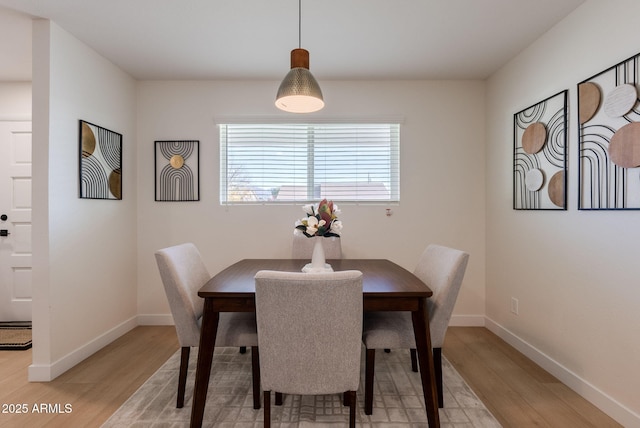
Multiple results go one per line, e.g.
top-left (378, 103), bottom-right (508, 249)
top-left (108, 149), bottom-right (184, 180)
top-left (275, 0), bottom-right (324, 113)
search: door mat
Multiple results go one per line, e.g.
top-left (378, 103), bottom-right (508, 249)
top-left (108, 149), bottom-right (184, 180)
top-left (0, 321), bottom-right (32, 350)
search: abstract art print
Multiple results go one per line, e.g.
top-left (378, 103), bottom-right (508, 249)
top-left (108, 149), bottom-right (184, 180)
top-left (513, 90), bottom-right (568, 210)
top-left (79, 120), bottom-right (122, 200)
top-left (578, 52), bottom-right (640, 210)
top-left (155, 140), bottom-right (200, 201)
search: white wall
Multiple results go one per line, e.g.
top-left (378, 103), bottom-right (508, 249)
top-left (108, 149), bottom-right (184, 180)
top-left (485, 0), bottom-right (640, 425)
top-left (136, 80), bottom-right (486, 325)
top-left (0, 82), bottom-right (30, 118)
top-left (29, 20), bottom-right (138, 380)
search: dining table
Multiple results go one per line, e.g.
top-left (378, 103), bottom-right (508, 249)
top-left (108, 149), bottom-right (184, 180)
top-left (190, 258), bottom-right (441, 428)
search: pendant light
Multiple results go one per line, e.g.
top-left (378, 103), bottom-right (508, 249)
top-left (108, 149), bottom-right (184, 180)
top-left (275, 0), bottom-right (324, 113)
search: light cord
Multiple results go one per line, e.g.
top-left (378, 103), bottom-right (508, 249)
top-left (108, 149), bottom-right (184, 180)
top-left (298, 0), bottom-right (301, 48)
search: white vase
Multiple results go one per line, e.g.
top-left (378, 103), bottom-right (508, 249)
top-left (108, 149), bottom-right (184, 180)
top-left (311, 236), bottom-right (326, 269)
top-left (302, 236), bottom-right (333, 273)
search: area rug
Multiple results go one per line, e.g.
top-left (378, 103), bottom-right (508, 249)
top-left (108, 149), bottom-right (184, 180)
top-left (102, 347), bottom-right (501, 427)
top-left (0, 321), bottom-right (32, 351)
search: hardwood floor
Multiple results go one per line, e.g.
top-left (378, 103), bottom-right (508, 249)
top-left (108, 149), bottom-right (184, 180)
top-left (0, 326), bottom-right (178, 428)
top-left (0, 325), bottom-right (622, 427)
top-left (443, 327), bottom-right (622, 427)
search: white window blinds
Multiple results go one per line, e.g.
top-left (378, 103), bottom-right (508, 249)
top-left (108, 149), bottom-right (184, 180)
top-left (220, 123), bottom-right (400, 204)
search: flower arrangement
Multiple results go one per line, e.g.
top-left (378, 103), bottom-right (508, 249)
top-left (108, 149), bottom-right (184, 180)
top-left (294, 199), bottom-right (343, 238)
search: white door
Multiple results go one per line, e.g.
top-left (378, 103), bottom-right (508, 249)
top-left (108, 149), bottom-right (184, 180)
top-left (0, 121), bottom-right (32, 322)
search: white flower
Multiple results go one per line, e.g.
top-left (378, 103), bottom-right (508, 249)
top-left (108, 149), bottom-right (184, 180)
top-left (305, 216), bottom-right (325, 236)
top-left (302, 204), bottom-right (315, 216)
top-left (294, 200), bottom-right (343, 238)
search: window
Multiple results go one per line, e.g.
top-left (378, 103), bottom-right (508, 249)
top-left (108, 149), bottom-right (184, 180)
top-left (220, 123), bottom-right (400, 204)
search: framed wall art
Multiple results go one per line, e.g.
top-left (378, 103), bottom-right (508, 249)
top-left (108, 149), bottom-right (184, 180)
top-left (513, 90), bottom-right (568, 210)
top-left (578, 52), bottom-right (640, 210)
top-left (79, 120), bottom-right (122, 200)
top-left (154, 140), bottom-right (200, 201)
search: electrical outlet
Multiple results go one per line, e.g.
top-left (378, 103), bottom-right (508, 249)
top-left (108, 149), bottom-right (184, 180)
top-left (511, 297), bottom-right (519, 315)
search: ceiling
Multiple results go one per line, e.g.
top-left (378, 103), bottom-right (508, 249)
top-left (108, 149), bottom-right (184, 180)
top-left (0, 0), bottom-right (585, 82)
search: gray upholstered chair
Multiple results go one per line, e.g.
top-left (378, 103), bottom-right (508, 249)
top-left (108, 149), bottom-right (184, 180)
top-left (255, 270), bottom-right (363, 428)
top-left (155, 243), bottom-right (261, 409)
top-left (292, 234), bottom-right (342, 259)
top-left (362, 244), bottom-right (469, 413)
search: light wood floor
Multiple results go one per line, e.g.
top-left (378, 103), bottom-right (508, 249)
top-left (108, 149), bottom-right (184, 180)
top-left (0, 326), bottom-right (178, 428)
top-left (0, 326), bottom-right (622, 427)
top-left (443, 327), bottom-right (622, 427)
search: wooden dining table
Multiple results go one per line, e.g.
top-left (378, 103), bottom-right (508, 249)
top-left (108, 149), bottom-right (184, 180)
top-left (190, 258), bottom-right (441, 428)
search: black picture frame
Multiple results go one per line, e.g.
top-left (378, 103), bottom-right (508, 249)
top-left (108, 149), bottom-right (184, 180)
top-left (154, 140), bottom-right (200, 201)
top-left (578, 52), bottom-right (640, 210)
top-left (513, 90), bottom-right (568, 210)
top-left (79, 120), bottom-right (123, 200)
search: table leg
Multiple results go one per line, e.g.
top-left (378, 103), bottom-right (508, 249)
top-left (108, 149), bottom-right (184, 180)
top-left (412, 298), bottom-right (440, 427)
top-left (190, 299), bottom-right (219, 428)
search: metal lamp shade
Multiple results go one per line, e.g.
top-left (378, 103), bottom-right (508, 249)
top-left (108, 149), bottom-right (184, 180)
top-left (275, 67), bottom-right (324, 113)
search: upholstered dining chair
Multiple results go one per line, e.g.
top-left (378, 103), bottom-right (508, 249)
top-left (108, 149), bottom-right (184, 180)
top-left (362, 244), bottom-right (469, 414)
top-left (292, 234), bottom-right (342, 259)
top-left (155, 243), bottom-right (261, 409)
top-left (254, 270), bottom-right (363, 428)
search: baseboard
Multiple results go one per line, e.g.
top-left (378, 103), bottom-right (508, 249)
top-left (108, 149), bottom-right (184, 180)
top-left (485, 317), bottom-right (640, 428)
top-left (28, 316), bottom-right (137, 382)
top-left (449, 314), bottom-right (485, 327)
top-left (136, 314), bottom-right (174, 325)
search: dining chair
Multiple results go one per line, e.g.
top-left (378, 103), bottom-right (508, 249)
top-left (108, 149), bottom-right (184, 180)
top-left (292, 234), bottom-right (342, 259)
top-left (155, 243), bottom-right (261, 409)
top-left (254, 270), bottom-right (363, 428)
top-left (362, 244), bottom-right (469, 413)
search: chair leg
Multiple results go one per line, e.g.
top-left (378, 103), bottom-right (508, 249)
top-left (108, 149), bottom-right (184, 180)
top-left (239, 346), bottom-right (247, 354)
top-left (410, 348), bottom-right (418, 372)
top-left (251, 346), bottom-right (261, 409)
top-left (275, 392), bottom-right (283, 405)
top-left (434, 347), bottom-right (443, 408)
top-left (364, 348), bottom-right (376, 415)
top-left (263, 391), bottom-right (271, 428)
top-left (177, 347), bottom-right (190, 408)
top-left (347, 390), bottom-right (357, 428)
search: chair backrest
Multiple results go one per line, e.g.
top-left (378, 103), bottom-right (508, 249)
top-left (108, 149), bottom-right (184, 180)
top-left (413, 244), bottom-right (469, 348)
top-left (155, 243), bottom-right (209, 347)
top-left (292, 234), bottom-right (342, 259)
top-left (255, 270), bottom-right (363, 395)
